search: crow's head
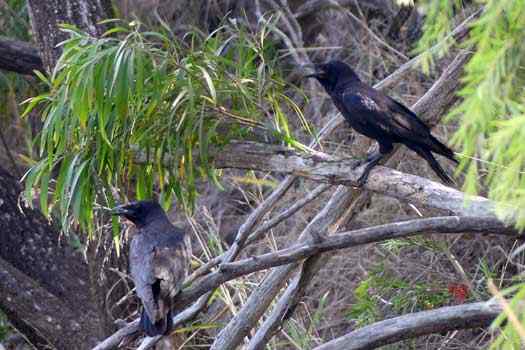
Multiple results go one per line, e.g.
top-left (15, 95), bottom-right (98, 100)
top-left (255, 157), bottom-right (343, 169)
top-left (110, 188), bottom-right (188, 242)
top-left (111, 200), bottom-right (167, 227)
top-left (305, 60), bottom-right (360, 91)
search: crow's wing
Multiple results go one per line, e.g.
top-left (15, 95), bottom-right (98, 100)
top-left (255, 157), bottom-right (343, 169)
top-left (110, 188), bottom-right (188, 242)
top-left (130, 235), bottom-right (160, 323)
top-left (340, 85), bottom-right (431, 143)
top-left (152, 230), bottom-right (191, 312)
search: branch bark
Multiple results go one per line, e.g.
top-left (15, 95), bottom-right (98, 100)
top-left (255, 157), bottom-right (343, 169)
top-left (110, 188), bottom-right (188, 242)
top-left (0, 38), bottom-right (43, 75)
top-left (212, 141), bottom-right (500, 217)
top-left (313, 301), bottom-right (502, 350)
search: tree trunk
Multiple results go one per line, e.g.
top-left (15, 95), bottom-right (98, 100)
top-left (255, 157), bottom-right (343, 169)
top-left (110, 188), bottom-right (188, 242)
top-left (0, 166), bottom-right (104, 348)
top-left (27, 0), bottom-right (113, 73)
top-left (0, 1), bottom-right (117, 348)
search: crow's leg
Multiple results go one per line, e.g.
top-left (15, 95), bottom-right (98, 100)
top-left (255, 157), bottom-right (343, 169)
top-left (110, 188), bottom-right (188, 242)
top-left (354, 142), bottom-right (393, 186)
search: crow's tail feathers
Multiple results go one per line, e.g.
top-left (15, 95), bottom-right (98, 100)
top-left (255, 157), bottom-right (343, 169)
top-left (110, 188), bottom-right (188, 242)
top-left (428, 135), bottom-right (459, 164)
top-left (140, 309), bottom-right (172, 337)
top-left (411, 145), bottom-right (455, 185)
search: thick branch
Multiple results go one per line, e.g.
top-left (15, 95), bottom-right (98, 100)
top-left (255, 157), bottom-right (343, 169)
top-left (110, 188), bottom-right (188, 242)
top-left (213, 141), bottom-right (501, 217)
top-left (0, 38), bottom-right (43, 75)
top-left (313, 301), bottom-right (502, 350)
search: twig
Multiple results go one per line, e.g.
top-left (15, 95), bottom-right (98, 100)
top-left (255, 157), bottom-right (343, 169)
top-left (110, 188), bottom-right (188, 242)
top-left (246, 183), bottom-right (331, 244)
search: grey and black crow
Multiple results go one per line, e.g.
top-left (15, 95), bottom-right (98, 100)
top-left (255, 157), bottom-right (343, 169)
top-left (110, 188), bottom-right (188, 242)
top-left (306, 60), bottom-right (457, 185)
top-left (112, 200), bottom-right (191, 336)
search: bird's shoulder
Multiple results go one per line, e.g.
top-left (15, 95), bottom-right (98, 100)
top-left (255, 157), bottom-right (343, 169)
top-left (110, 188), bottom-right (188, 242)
top-left (339, 82), bottom-right (430, 135)
top-left (129, 223), bottom-right (186, 269)
top-left (337, 82), bottom-right (387, 113)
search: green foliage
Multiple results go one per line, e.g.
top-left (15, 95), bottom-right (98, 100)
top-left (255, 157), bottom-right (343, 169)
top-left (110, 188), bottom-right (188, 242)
top-left (348, 265), bottom-right (450, 327)
top-left (414, 0), bottom-right (463, 72)
top-left (417, 0), bottom-right (525, 347)
top-left (347, 276), bottom-right (381, 327)
top-left (22, 19), bottom-right (306, 236)
top-left (417, 0), bottom-right (525, 227)
top-left (0, 0), bottom-right (30, 40)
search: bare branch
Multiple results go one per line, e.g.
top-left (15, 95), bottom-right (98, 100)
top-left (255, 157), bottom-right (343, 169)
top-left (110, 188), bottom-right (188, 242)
top-left (0, 38), bottom-right (43, 75)
top-left (219, 216), bottom-right (515, 277)
top-left (91, 321), bottom-right (139, 350)
top-left (313, 301), bottom-right (502, 350)
top-left (213, 141), bottom-right (501, 217)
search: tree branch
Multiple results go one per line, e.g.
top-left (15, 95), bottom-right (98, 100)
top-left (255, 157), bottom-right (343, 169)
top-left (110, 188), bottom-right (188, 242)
top-left (0, 38), bottom-right (43, 75)
top-left (184, 216), bottom-right (514, 305)
top-left (313, 301), bottom-right (502, 350)
top-left (213, 141), bottom-right (502, 217)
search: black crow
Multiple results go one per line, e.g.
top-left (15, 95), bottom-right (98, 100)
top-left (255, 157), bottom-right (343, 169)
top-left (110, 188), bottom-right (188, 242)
top-left (112, 200), bottom-right (191, 336)
top-left (306, 60), bottom-right (457, 185)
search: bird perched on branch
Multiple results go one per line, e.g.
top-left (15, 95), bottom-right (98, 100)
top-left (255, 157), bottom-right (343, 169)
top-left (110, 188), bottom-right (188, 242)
top-left (112, 200), bottom-right (191, 336)
top-left (306, 60), bottom-right (457, 185)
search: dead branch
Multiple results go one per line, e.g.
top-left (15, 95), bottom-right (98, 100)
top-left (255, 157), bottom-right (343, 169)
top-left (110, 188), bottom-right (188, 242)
top-left (183, 216), bottom-right (513, 305)
top-left (313, 301), bottom-right (502, 350)
top-left (213, 141), bottom-right (502, 218)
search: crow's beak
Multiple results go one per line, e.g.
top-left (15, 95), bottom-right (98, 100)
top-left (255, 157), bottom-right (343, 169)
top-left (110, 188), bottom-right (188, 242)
top-left (111, 204), bottom-right (131, 216)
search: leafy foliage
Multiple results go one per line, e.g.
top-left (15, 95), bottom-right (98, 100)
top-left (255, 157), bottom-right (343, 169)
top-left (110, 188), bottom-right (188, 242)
top-left (417, 0), bottom-right (525, 226)
top-left (348, 264), bottom-right (450, 327)
top-left (417, 0), bottom-right (525, 347)
top-left (22, 19), bottom-right (307, 238)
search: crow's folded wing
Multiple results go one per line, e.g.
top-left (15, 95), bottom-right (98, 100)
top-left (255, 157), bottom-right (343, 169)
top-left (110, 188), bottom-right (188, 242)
top-left (340, 87), bottom-right (431, 143)
top-left (130, 235), bottom-right (160, 323)
top-left (153, 232), bottom-right (191, 303)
